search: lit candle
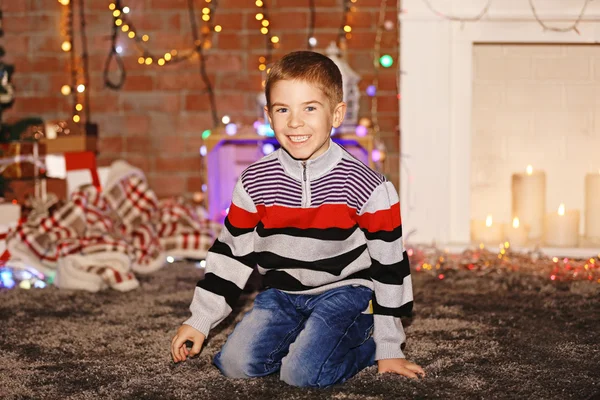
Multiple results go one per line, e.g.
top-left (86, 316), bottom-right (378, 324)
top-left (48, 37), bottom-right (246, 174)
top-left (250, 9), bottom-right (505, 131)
top-left (471, 215), bottom-right (504, 245)
top-left (544, 203), bottom-right (580, 248)
top-left (584, 171), bottom-right (600, 242)
top-left (512, 165), bottom-right (546, 241)
top-left (504, 217), bottom-right (529, 247)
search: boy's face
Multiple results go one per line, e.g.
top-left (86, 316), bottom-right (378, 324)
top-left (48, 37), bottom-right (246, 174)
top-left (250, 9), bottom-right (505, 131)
top-left (265, 79), bottom-right (346, 161)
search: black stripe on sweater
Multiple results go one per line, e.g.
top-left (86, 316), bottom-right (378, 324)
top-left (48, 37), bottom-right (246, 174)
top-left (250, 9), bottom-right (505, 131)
top-left (372, 299), bottom-right (413, 318)
top-left (362, 225), bottom-right (403, 242)
top-left (256, 244), bottom-right (367, 275)
top-left (196, 272), bottom-right (242, 308)
top-left (224, 217), bottom-right (255, 237)
top-left (257, 222), bottom-right (359, 241)
top-left (261, 268), bottom-right (372, 292)
top-left (209, 239), bottom-right (256, 269)
top-left (369, 252), bottom-right (411, 285)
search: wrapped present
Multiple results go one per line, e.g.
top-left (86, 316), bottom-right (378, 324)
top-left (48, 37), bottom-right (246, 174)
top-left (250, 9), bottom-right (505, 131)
top-left (0, 141), bottom-right (47, 179)
top-left (0, 201), bottom-right (21, 263)
top-left (4, 178), bottom-right (67, 206)
top-left (41, 120), bottom-right (97, 154)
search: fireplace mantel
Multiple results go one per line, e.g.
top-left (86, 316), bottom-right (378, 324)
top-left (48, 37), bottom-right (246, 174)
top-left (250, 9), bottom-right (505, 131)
top-left (399, 0), bottom-right (600, 245)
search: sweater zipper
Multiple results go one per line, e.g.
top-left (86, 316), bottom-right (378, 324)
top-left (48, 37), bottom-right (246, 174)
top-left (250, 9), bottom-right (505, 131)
top-left (302, 162), bottom-right (310, 208)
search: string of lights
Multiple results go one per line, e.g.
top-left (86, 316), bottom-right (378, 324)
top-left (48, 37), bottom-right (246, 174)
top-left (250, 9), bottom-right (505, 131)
top-left (103, 0), bottom-right (126, 90)
top-left (187, 0), bottom-right (219, 127)
top-left (58, 0), bottom-right (87, 124)
top-left (307, 0), bottom-right (316, 49)
top-left (337, 0), bottom-right (354, 48)
top-left (369, 0), bottom-right (388, 137)
top-left (421, 0), bottom-right (593, 34)
top-left (255, 0), bottom-right (277, 74)
top-left (529, 0), bottom-right (592, 34)
top-left (420, 0), bottom-right (491, 22)
top-left (101, 0), bottom-right (221, 126)
top-left (78, 0), bottom-right (91, 123)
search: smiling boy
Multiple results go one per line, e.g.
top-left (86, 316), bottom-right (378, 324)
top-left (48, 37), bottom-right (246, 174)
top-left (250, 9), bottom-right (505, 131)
top-left (171, 51), bottom-right (424, 387)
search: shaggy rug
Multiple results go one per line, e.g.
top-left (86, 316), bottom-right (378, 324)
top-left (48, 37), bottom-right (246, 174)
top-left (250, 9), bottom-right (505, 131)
top-left (0, 262), bottom-right (598, 400)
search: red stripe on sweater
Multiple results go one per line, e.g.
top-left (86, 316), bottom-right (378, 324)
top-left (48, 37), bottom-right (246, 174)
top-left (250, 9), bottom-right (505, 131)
top-left (259, 204), bottom-right (357, 230)
top-left (355, 202), bottom-right (401, 233)
top-left (228, 203), bottom-right (262, 229)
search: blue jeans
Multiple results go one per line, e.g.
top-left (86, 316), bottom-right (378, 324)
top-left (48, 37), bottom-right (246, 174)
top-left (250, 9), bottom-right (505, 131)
top-left (213, 285), bottom-right (376, 388)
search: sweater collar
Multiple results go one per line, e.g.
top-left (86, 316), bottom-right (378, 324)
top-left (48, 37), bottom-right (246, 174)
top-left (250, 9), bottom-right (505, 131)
top-left (278, 139), bottom-right (342, 181)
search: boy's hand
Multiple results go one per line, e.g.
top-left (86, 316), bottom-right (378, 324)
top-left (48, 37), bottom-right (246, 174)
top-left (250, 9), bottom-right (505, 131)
top-left (171, 325), bottom-right (206, 363)
top-left (378, 358), bottom-right (426, 379)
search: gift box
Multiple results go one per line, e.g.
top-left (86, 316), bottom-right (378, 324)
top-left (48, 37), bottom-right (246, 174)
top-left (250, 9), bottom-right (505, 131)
top-left (0, 141), bottom-right (47, 179)
top-left (3, 178), bottom-right (67, 205)
top-left (41, 120), bottom-right (97, 154)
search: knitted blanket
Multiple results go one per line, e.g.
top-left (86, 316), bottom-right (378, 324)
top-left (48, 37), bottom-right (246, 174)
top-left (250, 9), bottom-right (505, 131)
top-left (5, 160), bottom-right (218, 292)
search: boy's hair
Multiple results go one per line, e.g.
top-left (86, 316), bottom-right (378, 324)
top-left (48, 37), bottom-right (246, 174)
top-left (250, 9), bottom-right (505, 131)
top-left (265, 51), bottom-right (343, 110)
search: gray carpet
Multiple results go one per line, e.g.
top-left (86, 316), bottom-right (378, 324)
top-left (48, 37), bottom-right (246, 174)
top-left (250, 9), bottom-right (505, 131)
top-left (0, 262), bottom-right (598, 400)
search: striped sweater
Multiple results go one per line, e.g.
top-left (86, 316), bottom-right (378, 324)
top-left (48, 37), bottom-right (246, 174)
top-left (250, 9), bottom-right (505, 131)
top-left (184, 140), bottom-right (413, 360)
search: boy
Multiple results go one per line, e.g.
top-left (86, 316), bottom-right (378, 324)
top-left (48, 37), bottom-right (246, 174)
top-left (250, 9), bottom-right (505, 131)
top-left (171, 51), bottom-right (425, 387)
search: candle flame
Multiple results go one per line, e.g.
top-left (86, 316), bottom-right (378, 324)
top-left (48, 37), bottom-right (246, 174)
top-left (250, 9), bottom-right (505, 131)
top-left (512, 217), bottom-right (520, 228)
top-left (558, 203), bottom-right (565, 216)
top-left (526, 165), bottom-right (533, 175)
top-left (485, 215), bottom-right (493, 227)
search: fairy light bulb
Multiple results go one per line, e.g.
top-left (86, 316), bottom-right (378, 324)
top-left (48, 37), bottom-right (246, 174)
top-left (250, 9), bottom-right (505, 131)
top-left (145, 57), bottom-right (152, 65)
top-left (214, 25), bottom-right (222, 32)
top-left (202, 14), bottom-right (210, 21)
top-left (61, 85), bottom-right (71, 95)
top-left (123, 6), bottom-right (130, 13)
top-left (164, 53), bottom-right (172, 61)
top-left (58, 0), bottom-right (70, 5)
top-left (512, 217), bottom-right (520, 228)
top-left (343, 25), bottom-right (351, 32)
top-left (76, 84), bottom-right (85, 93)
top-left (128, 31), bottom-right (135, 38)
top-left (526, 165), bottom-right (533, 175)
top-left (113, 10), bottom-right (121, 17)
top-left (158, 59), bottom-right (165, 66)
top-left (115, 19), bottom-right (123, 26)
top-left (138, 57), bottom-right (144, 64)
top-left (271, 36), bottom-right (279, 43)
top-left (121, 24), bottom-right (129, 32)
top-left (379, 55), bottom-right (394, 68)
top-left (142, 34), bottom-right (149, 42)
top-left (75, 103), bottom-right (83, 111)
top-left (255, 0), bottom-right (263, 5)
top-left (558, 203), bottom-right (565, 216)
top-left (61, 41), bottom-right (71, 52)
top-left (261, 27), bottom-right (268, 34)
top-left (202, 7), bottom-right (210, 14)
top-left (108, 3), bottom-right (115, 10)
top-left (262, 20), bottom-right (269, 27)
top-left (256, 13), bottom-right (264, 20)
top-left (73, 115), bottom-right (80, 123)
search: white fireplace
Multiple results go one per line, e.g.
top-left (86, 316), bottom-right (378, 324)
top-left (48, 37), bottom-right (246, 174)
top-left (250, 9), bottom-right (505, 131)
top-left (399, 0), bottom-right (600, 246)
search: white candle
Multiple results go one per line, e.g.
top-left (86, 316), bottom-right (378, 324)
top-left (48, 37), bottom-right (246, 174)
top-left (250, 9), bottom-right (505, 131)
top-left (471, 215), bottom-right (504, 245)
top-left (584, 172), bottom-right (600, 241)
top-left (512, 165), bottom-right (546, 240)
top-left (544, 203), bottom-right (580, 248)
top-left (504, 217), bottom-right (529, 247)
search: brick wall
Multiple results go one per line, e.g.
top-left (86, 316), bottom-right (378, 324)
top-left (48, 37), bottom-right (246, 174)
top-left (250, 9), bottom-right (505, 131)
top-left (471, 44), bottom-right (600, 226)
top-left (3, 0), bottom-right (400, 199)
